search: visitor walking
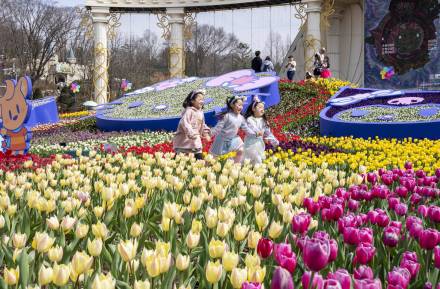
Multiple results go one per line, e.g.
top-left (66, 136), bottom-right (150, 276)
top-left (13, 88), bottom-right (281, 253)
top-left (285, 55), bottom-right (296, 81)
top-left (261, 56), bottom-right (275, 73)
top-left (173, 89), bottom-right (211, 160)
top-left (251, 51), bottom-right (263, 73)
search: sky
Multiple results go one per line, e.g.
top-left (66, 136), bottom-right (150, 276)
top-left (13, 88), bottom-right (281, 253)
top-left (56, 0), bottom-right (301, 57)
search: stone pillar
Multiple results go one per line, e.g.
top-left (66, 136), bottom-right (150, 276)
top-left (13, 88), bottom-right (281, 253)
top-left (167, 8), bottom-right (185, 78)
top-left (91, 7), bottom-right (110, 104)
top-left (304, 0), bottom-right (322, 72)
top-left (327, 8), bottom-right (343, 79)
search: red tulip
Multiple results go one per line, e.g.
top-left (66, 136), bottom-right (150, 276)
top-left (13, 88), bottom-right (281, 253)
top-left (302, 271), bottom-right (324, 289)
top-left (354, 265), bottom-right (374, 280)
top-left (354, 243), bottom-right (376, 265)
top-left (257, 238), bottom-right (273, 259)
top-left (274, 243), bottom-right (297, 273)
top-left (383, 226), bottom-right (400, 247)
top-left (271, 267), bottom-right (294, 289)
top-left (327, 269), bottom-right (351, 289)
top-left (387, 267), bottom-right (411, 289)
top-left (419, 229), bottom-right (439, 250)
top-left (434, 246), bottom-right (440, 268)
top-left (354, 279), bottom-right (382, 289)
top-left (292, 213), bottom-right (311, 235)
top-left (303, 238), bottom-right (330, 271)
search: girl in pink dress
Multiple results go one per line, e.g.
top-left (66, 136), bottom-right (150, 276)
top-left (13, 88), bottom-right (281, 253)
top-left (173, 89), bottom-right (211, 160)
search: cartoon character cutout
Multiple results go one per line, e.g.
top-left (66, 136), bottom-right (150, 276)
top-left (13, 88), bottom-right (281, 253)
top-left (0, 76), bottom-right (32, 155)
top-left (205, 70), bottom-right (279, 92)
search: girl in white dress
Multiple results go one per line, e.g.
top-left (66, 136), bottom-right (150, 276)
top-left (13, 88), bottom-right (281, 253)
top-left (243, 96), bottom-right (279, 164)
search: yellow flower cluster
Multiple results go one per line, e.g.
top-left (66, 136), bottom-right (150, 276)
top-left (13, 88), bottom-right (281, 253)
top-left (315, 78), bottom-right (357, 95)
top-left (59, 111), bottom-right (93, 119)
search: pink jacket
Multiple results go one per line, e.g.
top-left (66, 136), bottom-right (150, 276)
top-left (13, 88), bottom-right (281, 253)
top-left (173, 107), bottom-right (210, 150)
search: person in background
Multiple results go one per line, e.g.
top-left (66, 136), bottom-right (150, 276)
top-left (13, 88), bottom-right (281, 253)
top-left (261, 56), bottom-right (275, 73)
top-left (251, 51), bottom-right (263, 73)
top-left (313, 47), bottom-right (327, 78)
top-left (285, 55), bottom-right (296, 81)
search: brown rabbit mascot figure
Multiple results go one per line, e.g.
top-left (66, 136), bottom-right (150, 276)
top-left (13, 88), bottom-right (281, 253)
top-left (0, 76), bottom-right (32, 155)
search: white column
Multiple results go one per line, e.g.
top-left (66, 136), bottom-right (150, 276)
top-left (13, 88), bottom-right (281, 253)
top-left (167, 8), bottom-right (185, 78)
top-left (91, 7), bottom-right (110, 104)
top-left (304, 0), bottom-right (322, 72)
top-left (327, 9), bottom-right (343, 79)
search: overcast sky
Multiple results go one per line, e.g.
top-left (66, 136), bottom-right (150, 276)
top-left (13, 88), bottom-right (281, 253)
top-left (56, 0), bottom-right (301, 57)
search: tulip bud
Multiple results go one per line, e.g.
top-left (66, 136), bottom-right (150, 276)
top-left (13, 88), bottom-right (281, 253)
top-left (87, 238), bottom-right (103, 257)
top-left (222, 251), bottom-right (239, 271)
top-left (205, 261), bottom-right (222, 284)
top-left (38, 265), bottom-right (53, 286)
top-left (48, 246), bottom-right (63, 263)
top-left (176, 254), bottom-right (190, 271)
top-left (52, 264), bottom-right (70, 286)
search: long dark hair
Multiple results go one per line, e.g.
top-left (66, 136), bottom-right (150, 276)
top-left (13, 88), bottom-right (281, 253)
top-left (244, 96), bottom-right (268, 126)
top-left (183, 89), bottom-right (205, 108)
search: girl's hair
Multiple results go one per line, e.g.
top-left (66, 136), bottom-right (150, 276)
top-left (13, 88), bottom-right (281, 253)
top-left (244, 95), bottom-right (268, 125)
top-left (219, 95), bottom-right (245, 116)
top-left (183, 89), bottom-right (206, 108)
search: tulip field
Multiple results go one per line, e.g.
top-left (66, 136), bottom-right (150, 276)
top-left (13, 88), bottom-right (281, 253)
top-left (2, 79), bottom-right (440, 289)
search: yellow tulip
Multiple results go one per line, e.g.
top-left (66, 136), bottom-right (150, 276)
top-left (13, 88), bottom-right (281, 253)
top-left (205, 207), bottom-right (218, 229)
top-left (91, 272), bottom-right (116, 289)
top-left (268, 221), bottom-right (283, 239)
top-left (12, 233), bottom-right (27, 249)
top-left (208, 239), bottom-right (226, 259)
top-left (71, 251), bottom-right (93, 276)
top-left (158, 253), bottom-right (172, 273)
top-left (38, 265), bottom-right (53, 286)
top-left (46, 216), bottom-right (59, 230)
top-left (247, 231), bottom-right (261, 249)
top-left (52, 264), bottom-right (70, 286)
top-left (75, 223), bottom-right (89, 239)
top-left (176, 254), bottom-right (190, 271)
top-left (254, 201), bottom-right (264, 213)
top-left (216, 222), bottom-right (230, 238)
top-left (222, 251), bottom-right (239, 271)
top-left (60, 216), bottom-right (76, 233)
top-left (4, 267), bottom-right (19, 285)
top-left (163, 202), bottom-right (177, 219)
top-left (48, 246), bottom-right (63, 263)
top-left (87, 238), bottom-right (103, 257)
top-left (244, 254), bottom-right (261, 268)
top-left (130, 223), bottom-right (143, 238)
top-left (155, 241), bottom-right (170, 256)
top-left (145, 255), bottom-right (161, 277)
top-left (32, 232), bottom-right (55, 253)
top-left (93, 206), bottom-right (104, 218)
top-left (134, 280), bottom-right (151, 289)
top-left (205, 261), bottom-right (222, 284)
top-left (0, 215), bottom-right (5, 229)
top-left (256, 211), bottom-right (269, 231)
top-left (92, 221), bottom-right (109, 240)
top-left (230, 268), bottom-right (248, 289)
top-left (117, 239), bottom-right (138, 262)
top-left (233, 224), bottom-right (249, 241)
top-left (161, 217), bottom-right (171, 232)
top-left (191, 219), bottom-right (203, 233)
top-left (248, 266), bottom-right (266, 283)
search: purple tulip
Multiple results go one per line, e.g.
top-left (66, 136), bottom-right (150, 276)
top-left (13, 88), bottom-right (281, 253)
top-left (242, 282), bottom-right (262, 289)
top-left (355, 243), bottom-right (376, 265)
top-left (302, 271), bottom-right (324, 289)
top-left (423, 282), bottom-right (433, 289)
top-left (428, 206), bottom-right (440, 223)
top-left (292, 213), bottom-right (311, 235)
top-left (394, 203), bottom-right (408, 216)
top-left (388, 197), bottom-right (400, 210)
top-left (404, 162), bottom-right (413, 169)
top-left (389, 221), bottom-right (402, 230)
top-left (354, 265), bottom-right (374, 280)
top-left (314, 231), bottom-right (330, 240)
top-left (418, 205), bottom-right (428, 218)
top-left (324, 279), bottom-right (342, 289)
top-left (395, 186), bottom-right (408, 198)
top-left (409, 223), bottom-right (423, 240)
top-left (354, 278), bottom-right (382, 289)
top-left (419, 228), bottom-right (439, 250)
top-left (400, 258), bottom-right (420, 279)
top-left (359, 228), bottom-right (373, 245)
top-left (382, 174), bottom-right (394, 186)
top-left (367, 173), bottom-right (377, 184)
top-left (274, 243), bottom-right (297, 273)
top-left (271, 267), bottom-right (294, 289)
top-left (376, 213), bottom-right (390, 227)
top-left (434, 246), bottom-right (440, 268)
top-left (327, 269), bottom-right (351, 289)
top-left (387, 267), bottom-right (411, 289)
top-left (304, 198), bottom-right (320, 216)
top-left (335, 188), bottom-right (349, 199)
top-left (410, 193), bottom-right (421, 205)
top-left (330, 204), bottom-right (344, 221)
top-left (383, 226), bottom-right (400, 247)
top-left (348, 200), bottom-right (359, 212)
top-left (343, 227), bottom-right (360, 246)
top-left (328, 239), bottom-right (338, 263)
top-left (303, 238), bottom-right (331, 271)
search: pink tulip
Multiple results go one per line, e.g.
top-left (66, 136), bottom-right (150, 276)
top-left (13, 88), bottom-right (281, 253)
top-left (419, 228), bottom-right (439, 250)
top-left (388, 197), bottom-right (400, 210)
top-left (327, 269), bottom-right (351, 289)
top-left (376, 214), bottom-right (390, 227)
top-left (404, 162), bottom-right (413, 169)
top-left (394, 203), bottom-right (408, 216)
top-left (314, 231), bottom-right (330, 240)
top-left (354, 278), bottom-right (382, 289)
top-left (343, 227), bottom-right (360, 246)
top-left (428, 206), bottom-right (440, 223)
top-left (387, 267), bottom-right (411, 289)
top-left (328, 239), bottom-right (338, 263)
top-left (274, 243), bottom-right (297, 273)
top-left (242, 282), bottom-right (261, 289)
top-left (302, 271), bottom-right (324, 289)
top-left (354, 265), bottom-right (374, 280)
top-left (292, 213), bottom-right (311, 235)
top-left (271, 267), bottom-right (294, 289)
top-left (367, 173), bottom-right (377, 184)
top-left (303, 238), bottom-right (330, 271)
top-left (335, 188), bottom-right (349, 199)
top-left (383, 226), bottom-right (400, 247)
top-left (418, 205), bottom-right (428, 218)
top-left (416, 169), bottom-right (426, 178)
top-left (409, 222), bottom-right (423, 240)
top-left (257, 238), bottom-right (273, 259)
top-left (395, 186), bottom-right (408, 198)
top-left (382, 174), bottom-right (394, 186)
top-left (355, 243), bottom-right (376, 265)
top-left (423, 282), bottom-right (432, 289)
top-left (389, 221), bottom-right (402, 230)
top-left (400, 259), bottom-right (420, 279)
top-left (359, 228), bottom-right (373, 245)
top-left (436, 168), bottom-right (440, 178)
top-left (434, 246), bottom-right (440, 268)
top-left (403, 179), bottom-right (416, 192)
top-left (348, 200), bottom-right (359, 212)
top-left (304, 198), bottom-right (320, 215)
top-left (324, 279), bottom-right (342, 289)
top-left (330, 204), bottom-right (344, 221)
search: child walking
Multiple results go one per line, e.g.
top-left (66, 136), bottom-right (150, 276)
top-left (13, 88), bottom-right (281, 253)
top-left (210, 95), bottom-right (260, 163)
top-left (243, 96), bottom-right (279, 164)
top-left (173, 89), bottom-right (211, 160)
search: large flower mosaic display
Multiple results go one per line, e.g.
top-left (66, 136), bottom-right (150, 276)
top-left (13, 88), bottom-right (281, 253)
top-left (320, 87), bottom-right (440, 139)
top-left (96, 70), bottom-right (280, 131)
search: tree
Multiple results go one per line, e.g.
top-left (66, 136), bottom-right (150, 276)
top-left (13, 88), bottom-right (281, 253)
top-left (264, 31), bottom-right (291, 72)
top-left (2, 0), bottom-right (80, 83)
